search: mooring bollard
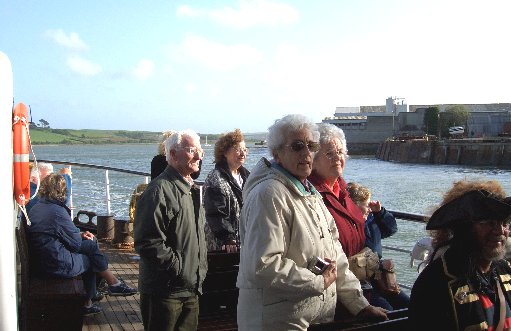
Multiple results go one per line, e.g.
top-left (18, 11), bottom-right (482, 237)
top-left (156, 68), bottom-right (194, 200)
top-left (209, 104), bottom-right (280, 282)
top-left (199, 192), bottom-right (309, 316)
top-left (113, 218), bottom-right (133, 245)
top-left (96, 215), bottom-right (114, 240)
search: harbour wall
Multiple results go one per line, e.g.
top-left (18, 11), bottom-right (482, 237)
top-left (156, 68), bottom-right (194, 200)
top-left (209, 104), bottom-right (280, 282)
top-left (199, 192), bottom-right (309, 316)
top-left (376, 139), bottom-right (511, 167)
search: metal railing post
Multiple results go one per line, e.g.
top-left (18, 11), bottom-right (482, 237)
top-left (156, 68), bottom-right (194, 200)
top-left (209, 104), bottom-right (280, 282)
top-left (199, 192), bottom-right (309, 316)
top-left (105, 170), bottom-right (111, 215)
top-left (69, 165), bottom-right (73, 218)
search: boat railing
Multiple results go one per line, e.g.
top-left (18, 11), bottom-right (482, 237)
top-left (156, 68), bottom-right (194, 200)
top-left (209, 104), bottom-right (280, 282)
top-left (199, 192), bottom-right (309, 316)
top-left (31, 159), bottom-right (427, 291)
top-left (384, 210), bottom-right (427, 291)
top-left (33, 159), bottom-right (152, 217)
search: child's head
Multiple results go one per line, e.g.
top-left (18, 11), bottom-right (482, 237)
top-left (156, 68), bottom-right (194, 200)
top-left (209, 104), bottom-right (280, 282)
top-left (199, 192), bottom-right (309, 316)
top-left (347, 182), bottom-right (372, 219)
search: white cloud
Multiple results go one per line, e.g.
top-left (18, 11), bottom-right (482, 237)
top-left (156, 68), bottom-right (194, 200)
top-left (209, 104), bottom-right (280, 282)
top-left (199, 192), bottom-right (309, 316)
top-left (209, 85), bottom-right (221, 98)
top-left (185, 82), bottom-right (197, 93)
top-left (66, 56), bottom-right (102, 76)
top-left (132, 59), bottom-right (154, 80)
top-left (177, 0), bottom-right (299, 28)
top-left (176, 5), bottom-right (199, 18)
top-left (179, 35), bottom-right (263, 71)
top-left (44, 29), bottom-right (88, 50)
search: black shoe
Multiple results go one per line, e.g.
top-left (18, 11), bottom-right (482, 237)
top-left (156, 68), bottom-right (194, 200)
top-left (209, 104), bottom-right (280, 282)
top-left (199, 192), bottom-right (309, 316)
top-left (92, 291), bottom-right (105, 302)
top-left (97, 278), bottom-right (108, 292)
top-left (83, 304), bottom-right (102, 316)
top-left (108, 277), bottom-right (138, 296)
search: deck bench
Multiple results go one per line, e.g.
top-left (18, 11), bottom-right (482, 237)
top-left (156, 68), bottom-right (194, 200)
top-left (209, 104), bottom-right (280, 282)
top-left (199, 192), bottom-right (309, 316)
top-left (308, 309), bottom-right (408, 331)
top-left (16, 220), bottom-right (86, 331)
top-left (197, 252), bottom-right (409, 331)
top-left (198, 251), bottom-right (239, 330)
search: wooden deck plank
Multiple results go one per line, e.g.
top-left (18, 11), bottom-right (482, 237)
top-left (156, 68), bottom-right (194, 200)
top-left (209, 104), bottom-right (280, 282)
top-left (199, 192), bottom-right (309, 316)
top-left (82, 243), bottom-right (143, 331)
top-left (82, 242), bottom-right (409, 331)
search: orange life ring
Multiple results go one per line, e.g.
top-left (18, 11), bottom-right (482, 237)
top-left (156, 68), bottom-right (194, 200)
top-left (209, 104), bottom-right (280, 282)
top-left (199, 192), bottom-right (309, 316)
top-left (13, 103), bottom-right (30, 206)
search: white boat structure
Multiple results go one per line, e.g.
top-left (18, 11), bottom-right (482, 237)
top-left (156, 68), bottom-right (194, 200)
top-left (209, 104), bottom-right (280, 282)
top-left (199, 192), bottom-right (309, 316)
top-left (204, 136), bottom-right (211, 146)
top-left (253, 140), bottom-right (267, 147)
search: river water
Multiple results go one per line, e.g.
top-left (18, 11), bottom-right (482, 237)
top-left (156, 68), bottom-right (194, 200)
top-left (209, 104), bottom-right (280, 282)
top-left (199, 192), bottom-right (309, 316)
top-left (32, 143), bottom-right (511, 290)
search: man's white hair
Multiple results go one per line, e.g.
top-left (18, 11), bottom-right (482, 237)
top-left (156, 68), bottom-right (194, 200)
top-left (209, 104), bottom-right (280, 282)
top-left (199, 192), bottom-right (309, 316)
top-left (165, 129), bottom-right (201, 163)
top-left (37, 162), bottom-right (54, 174)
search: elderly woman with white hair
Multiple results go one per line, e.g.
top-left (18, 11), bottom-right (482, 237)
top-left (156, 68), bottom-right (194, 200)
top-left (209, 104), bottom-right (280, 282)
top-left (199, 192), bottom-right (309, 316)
top-left (308, 124), bottom-right (366, 259)
top-left (236, 114), bottom-right (387, 330)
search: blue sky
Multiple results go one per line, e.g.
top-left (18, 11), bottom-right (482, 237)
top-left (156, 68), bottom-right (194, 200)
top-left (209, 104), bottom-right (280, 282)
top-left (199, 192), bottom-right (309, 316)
top-left (2, 0), bottom-right (510, 134)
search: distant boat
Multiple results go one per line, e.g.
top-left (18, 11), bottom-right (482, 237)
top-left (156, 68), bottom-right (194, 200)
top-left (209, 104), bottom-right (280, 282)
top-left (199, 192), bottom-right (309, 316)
top-left (254, 140), bottom-right (267, 147)
top-left (204, 136), bottom-right (211, 146)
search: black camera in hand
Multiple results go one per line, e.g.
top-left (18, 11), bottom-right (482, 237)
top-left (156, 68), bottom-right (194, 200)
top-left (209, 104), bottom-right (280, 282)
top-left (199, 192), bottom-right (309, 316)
top-left (309, 256), bottom-right (330, 275)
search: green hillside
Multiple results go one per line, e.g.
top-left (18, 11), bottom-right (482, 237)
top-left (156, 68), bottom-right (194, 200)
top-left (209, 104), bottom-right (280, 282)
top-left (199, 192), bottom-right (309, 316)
top-left (28, 128), bottom-right (268, 145)
top-left (29, 128), bottom-right (161, 144)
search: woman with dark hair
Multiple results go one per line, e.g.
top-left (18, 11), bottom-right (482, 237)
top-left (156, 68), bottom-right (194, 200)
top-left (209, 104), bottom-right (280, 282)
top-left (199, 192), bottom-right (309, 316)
top-left (203, 128), bottom-right (250, 252)
top-left (27, 173), bottom-right (137, 316)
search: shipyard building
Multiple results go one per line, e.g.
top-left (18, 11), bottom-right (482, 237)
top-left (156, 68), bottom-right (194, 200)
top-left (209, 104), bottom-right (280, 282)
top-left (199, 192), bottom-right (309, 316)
top-left (322, 97), bottom-right (511, 154)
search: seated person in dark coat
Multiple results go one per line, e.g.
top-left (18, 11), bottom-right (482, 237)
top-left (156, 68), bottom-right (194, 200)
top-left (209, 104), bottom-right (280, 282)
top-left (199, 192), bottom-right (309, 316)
top-left (27, 173), bottom-right (138, 316)
top-left (347, 182), bottom-right (410, 311)
top-left (26, 162), bottom-right (72, 213)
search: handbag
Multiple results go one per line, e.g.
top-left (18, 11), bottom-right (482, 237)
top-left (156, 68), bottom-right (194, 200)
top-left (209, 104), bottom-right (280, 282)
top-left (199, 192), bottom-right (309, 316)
top-left (348, 247), bottom-right (380, 281)
top-left (374, 259), bottom-right (401, 295)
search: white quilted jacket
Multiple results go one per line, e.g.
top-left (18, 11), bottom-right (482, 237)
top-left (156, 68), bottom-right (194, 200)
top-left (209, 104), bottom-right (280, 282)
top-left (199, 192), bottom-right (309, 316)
top-left (236, 158), bottom-right (368, 331)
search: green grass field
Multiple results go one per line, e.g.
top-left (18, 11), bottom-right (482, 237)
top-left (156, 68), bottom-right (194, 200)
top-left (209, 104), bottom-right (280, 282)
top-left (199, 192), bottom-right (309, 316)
top-left (28, 127), bottom-right (268, 145)
top-left (29, 128), bottom-right (161, 144)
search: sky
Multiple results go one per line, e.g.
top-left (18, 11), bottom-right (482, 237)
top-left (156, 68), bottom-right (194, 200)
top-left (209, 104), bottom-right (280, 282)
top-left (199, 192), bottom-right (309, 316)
top-left (1, 0), bottom-right (510, 134)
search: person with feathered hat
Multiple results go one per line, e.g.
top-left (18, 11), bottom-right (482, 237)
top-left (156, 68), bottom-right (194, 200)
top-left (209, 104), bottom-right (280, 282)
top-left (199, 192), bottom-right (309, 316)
top-left (409, 180), bottom-right (511, 331)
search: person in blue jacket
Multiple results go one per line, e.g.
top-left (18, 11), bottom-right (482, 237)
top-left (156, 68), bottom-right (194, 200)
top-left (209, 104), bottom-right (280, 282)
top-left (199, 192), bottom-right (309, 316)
top-left (347, 182), bottom-right (410, 310)
top-left (27, 173), bottom-right (137, 316)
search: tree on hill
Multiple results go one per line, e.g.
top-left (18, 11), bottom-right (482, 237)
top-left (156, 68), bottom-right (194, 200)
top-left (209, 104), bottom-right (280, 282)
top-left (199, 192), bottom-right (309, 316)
top-left (39, 119), bottom-right (50, 128)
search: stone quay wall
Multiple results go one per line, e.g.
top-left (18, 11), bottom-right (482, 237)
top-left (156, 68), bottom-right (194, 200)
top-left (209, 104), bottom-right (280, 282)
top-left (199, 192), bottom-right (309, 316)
top-left (376, 138), bottom-right (511, 167)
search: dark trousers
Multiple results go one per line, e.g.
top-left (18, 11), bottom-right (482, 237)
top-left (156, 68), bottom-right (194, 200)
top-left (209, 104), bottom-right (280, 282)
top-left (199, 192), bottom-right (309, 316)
top-left (369, 279), bottom-right (410, 310)
top-left (80, 238), bottom-right (109, 300)
top-left (140, 293), bottom-right (199, 331)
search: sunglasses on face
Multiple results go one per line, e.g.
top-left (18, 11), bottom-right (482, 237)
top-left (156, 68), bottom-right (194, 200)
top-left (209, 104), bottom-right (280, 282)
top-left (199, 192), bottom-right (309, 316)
top-left (287, 140), bottom-right (320, 153)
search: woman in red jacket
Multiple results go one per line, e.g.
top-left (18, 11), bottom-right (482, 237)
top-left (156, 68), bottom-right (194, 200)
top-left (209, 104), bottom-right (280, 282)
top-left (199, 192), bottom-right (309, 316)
top-left (308, 124), bottom-right (366, 258)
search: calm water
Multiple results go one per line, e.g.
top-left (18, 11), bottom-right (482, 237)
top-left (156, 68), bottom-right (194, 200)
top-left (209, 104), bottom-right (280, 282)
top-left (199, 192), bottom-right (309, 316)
top-left (32, 143), bottom-right (511, 289)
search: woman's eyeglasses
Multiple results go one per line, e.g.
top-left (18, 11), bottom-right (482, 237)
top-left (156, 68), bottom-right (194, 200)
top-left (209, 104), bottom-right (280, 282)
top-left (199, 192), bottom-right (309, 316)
top-left (232, 147), bottom-right (249, 155)
top-left (287, 140), bottom-right (320, 153)
top-left (324, 149), bottom-right (345, 160)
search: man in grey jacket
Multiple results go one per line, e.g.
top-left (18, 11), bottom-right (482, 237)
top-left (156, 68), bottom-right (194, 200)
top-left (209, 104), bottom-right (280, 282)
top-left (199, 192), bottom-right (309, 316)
top-left (134, 129), bottom-right (208, 331)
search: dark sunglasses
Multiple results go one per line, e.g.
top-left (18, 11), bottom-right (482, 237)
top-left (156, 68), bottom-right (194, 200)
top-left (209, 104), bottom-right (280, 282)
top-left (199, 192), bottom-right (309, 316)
top-left (287, 140), bottom-right (320, 153)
